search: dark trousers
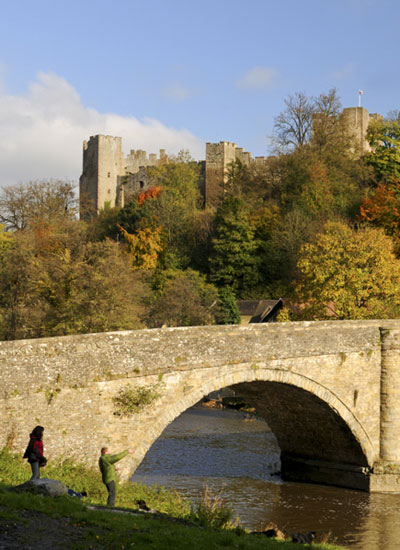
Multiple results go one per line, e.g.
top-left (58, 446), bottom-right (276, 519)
top-left (30, 461), bottom-right (40, 480)
top-left (105, 480), bottom-right (116, 507)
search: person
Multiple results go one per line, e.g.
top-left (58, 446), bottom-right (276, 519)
top-left (23, 426), bottom-right (46, 480)
top-left (98, 447), bottom-right (133, 507)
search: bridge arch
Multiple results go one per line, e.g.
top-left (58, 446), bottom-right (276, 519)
top-left (125, 365), bottom-right (374, 490)
top-left (4, 321), bottom-right (400, 491)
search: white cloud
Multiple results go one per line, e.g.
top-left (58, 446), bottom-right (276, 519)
top-left (237, 66), bottom-right (279, 91)
top-left (0, 72), bottom-right (204, 187)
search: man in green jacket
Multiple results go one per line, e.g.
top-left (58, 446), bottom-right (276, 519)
top-left (99, 446), bottom-right (133, 506)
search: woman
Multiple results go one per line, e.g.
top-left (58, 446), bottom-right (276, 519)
top-left (23, 426), bottom-right (45, 480)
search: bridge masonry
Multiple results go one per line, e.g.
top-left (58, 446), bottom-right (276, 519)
top-left (1, 320), bottom-right (400, 492)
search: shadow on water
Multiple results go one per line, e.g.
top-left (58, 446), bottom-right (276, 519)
top-left (131, 406), bottom-right (400, 550)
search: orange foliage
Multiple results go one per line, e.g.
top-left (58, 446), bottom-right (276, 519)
top-left (358, 183), bottom-right (400, 254)
top-left (137, 186), bottom-right (162, 206)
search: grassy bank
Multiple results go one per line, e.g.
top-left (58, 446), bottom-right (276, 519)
top-left (0, 449), bottom-right (348, 549)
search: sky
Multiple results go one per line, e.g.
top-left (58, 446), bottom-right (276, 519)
top-left (0, 0), bottom-right (398, 186)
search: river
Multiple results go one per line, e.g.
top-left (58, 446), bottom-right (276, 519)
top-left (131, 405), bottom-right (400, 550)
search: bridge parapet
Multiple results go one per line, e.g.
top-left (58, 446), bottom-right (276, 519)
top-left (1, 320), bottom-right (400, 491)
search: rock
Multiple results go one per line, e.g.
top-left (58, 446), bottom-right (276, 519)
top-left (10, 478), bottom-right (68, 497)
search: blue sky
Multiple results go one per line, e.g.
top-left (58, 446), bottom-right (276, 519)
top-left (0, 0), bottom-right (398, 185)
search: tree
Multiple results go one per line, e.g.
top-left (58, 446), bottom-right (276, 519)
top-left (209, 196), bottom-right (259, 295)
top-left (366, 115), bottom-right (400, 182)
top-left (273, 92), bottom-right (315, 151)
top-left (217, 287), bottom-right (241, 324)
top-left (0, 229), bottom-right (36, 340)
top-left (311, 88), bottom-right (353, 157)
top-left (294, 221), bottom-right (400, 320)
top-left (0, 180), bottom-right (77, 231)
top-left (358, 181), bottom-right (400, 254)
top-left (117, 224), bottom-right (163, 270)
top-left (145, 269), bottom-right (220, 328)
top-left (141, 153), bottom-right (203, 267)
top-left (0, 219), bottom-right (149, 340)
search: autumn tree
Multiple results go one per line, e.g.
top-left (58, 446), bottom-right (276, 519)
top-left (0, 180), bottom-right (77, 231)
top-left (145, 269), bottom-right (221, 328)
top-left (358, 181), bottom-right (400, 254)
top-left (117, 223), bottom-right (162, 270)
top-left (139, 152), bottom-right (203, 267)
top-left (0, 228), bottom-right (36, 340)
top-left (365, 114), bottom-right (400, 182)
top-left (294, 221), bottom-right (400, 320)
top-left (0, 219), bottom-right (149, 340)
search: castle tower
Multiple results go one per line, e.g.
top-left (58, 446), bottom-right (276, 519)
top-left (340, 107), bottom-right (372, 155)
top-left (79, 135), bottom-right (124, 219)
top-left (205, 141), bottom-right (239, 207)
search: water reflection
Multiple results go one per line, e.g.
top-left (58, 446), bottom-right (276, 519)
top-left (131, 406), bottom-right (400, 550)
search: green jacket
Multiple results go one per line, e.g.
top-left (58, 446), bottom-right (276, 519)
top-left (99, 450), bottom-right (129, 484)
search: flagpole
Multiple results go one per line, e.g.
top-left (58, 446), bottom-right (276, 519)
top-left (358, 89), bottom-right (364, 108)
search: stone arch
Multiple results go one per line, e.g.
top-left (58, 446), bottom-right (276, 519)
top-left (131, 365), bottom-right (374, 485)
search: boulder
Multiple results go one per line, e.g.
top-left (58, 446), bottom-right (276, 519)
top-left (11, 477), bottom-right (68, 497)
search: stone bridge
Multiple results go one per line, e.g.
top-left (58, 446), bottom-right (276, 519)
top-left (2, 320), bottom-right (400, 492)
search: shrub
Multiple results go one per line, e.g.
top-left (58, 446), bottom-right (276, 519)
top-left (188, 486), bottom-right (236, 529)
top-left (113, 383), bottom-right (162, 416)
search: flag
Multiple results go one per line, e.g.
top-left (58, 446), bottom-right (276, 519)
top-left (359, 90), bottom-right (364, 95)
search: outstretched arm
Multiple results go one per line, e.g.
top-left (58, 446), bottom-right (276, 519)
top-left (108, 449), bottom-right (133, 464)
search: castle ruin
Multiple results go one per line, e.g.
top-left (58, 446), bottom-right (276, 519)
top-left (79, 106), bottom-right (378, 218)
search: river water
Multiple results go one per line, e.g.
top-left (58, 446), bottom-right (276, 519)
top-left (131, 406), bottom-right (400, 550)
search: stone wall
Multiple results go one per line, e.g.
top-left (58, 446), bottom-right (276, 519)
top-left (2, 320), bottom-right (400, 490)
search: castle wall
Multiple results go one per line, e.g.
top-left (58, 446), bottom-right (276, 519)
top-left (80, 106), bottom-right (378, 217)
top-left (124, 148), bottom-right (166, 174)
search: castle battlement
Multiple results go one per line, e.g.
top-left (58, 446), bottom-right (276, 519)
top-left (80, 105), bottom-right (377, 217)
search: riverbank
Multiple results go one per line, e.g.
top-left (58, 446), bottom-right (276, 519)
top-left (0, 449), bottom-right (348, 549)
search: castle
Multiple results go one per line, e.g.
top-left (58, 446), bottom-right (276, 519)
top-left (79, 106), bottom-right (378, 218)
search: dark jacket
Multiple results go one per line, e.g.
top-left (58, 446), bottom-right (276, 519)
top-left (23, 437), bottom-right (44, 464)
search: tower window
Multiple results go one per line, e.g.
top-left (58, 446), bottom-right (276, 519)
top-left (140, 181), bottom-right (144, 189)
top-left (108, 172), bottom-right (111, 177)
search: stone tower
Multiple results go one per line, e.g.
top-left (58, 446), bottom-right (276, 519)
top-left (79, 135), bottom-right (124, 219)
top-left (204, 141), bottom-right (268, 207)
top-left (205, 142), bottom-right (237, 206)
top-left (340, 107), bottom-right (383, 155)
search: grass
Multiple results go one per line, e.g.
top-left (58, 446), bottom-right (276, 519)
top-left (0, 448), bottom-right (349, 549)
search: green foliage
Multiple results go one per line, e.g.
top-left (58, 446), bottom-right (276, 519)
top-left (217, 287), bottom-right (241, 324)
top-left (0, 447), bottom-right (187, 516)
top-left (366, 115), bottom-right (400, 182)
top-left (188, 486), bottom-right (236, 529)
top-left (209, 196), bottom-right (259, 295)
top-left (0, 448), bottom-right (348, 550)
top-left (112, 383), bottom-right (163, 416)
top-left (294, 221), bottom-right (400, 320)
top-left (276, 306), bottom-right (292, 322)
top-left (145, 269), bottom-right (221, 328)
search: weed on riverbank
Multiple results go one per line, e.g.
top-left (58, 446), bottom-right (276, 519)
top-left (0, 449), bottom-right (348, 549)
